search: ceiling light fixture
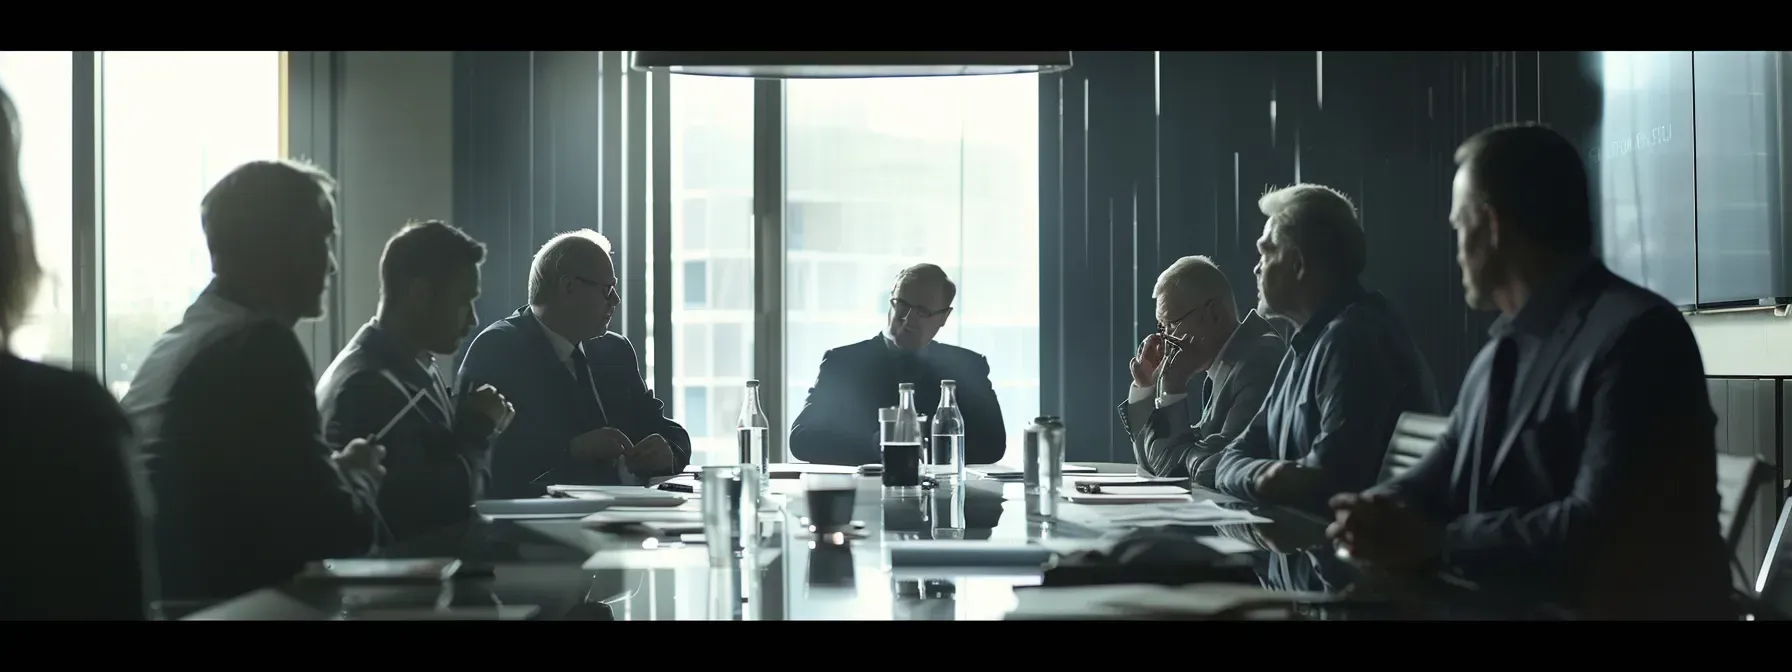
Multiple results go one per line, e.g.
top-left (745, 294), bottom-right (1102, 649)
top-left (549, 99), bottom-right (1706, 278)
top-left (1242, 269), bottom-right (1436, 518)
top-left (631, 51), bottom-right (1073, 79)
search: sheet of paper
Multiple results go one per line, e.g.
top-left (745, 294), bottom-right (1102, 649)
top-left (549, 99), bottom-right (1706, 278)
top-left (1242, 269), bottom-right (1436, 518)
top-left (1097, 500), bottom-right (1273, 527)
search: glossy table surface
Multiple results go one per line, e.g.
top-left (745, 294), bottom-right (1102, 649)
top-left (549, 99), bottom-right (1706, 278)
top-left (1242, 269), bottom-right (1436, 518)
top-left (187, 463), bottom-right (1540, 620)
top-left (188, 464), bottom-right (1244, 620)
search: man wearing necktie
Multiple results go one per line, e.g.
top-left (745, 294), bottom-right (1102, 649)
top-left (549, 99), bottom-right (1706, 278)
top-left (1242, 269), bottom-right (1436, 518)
top-left (790, 264), bottom-right (1009, 467)
top-left (457, 229), bottom-right (690, 498)
top-left (317, 221), bottom-right (515, 541)
top-left (1328, 123), bottom-right (1732, 620)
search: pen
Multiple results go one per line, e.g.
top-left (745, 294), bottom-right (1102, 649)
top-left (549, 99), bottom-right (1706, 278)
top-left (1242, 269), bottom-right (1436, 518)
top-left (374, 387), bottom-right (431, 443)
top-left (1075, 479), bottom-right (1189, 494)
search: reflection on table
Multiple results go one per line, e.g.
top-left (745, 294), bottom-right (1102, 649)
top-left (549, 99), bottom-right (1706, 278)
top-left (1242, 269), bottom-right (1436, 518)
top-left (187, 464), bottom-right (1549, 620)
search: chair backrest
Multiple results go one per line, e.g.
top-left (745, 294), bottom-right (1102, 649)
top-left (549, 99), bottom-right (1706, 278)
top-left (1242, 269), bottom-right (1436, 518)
top-left (1715, 453), bottom-right (1770, 558)
top-left (1378, 412), bottom-right (1449, 482)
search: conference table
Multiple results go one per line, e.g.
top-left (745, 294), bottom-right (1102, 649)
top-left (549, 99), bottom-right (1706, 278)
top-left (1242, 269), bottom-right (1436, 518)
top-left (185, 463), bottom-right (1520, 620)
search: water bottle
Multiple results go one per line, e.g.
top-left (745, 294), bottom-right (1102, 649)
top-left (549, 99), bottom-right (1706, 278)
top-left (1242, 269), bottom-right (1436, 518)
top-left (736, 379), bottom-right (769, 474)
top-left (896, 383), bottom-right (924, 480)
top-left (930, 380), bottom-right (965, 481)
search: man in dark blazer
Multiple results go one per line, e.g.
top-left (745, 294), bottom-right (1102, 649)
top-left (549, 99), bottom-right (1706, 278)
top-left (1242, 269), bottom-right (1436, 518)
top-left (457, 229), bottom-right (689, 498)
top-left (1211, 183), bottom-right (1441, 593)
top-left (1120, 255), bottom-right (1285, 487)
top-left (122, 160), bottom-right (386, 601)
top-left (790, 263), bottom-right (1007, 467)
top-left (317, 221), bottom-right (514, 542)
top-left (1329, 123), bottom-right (1733, 620)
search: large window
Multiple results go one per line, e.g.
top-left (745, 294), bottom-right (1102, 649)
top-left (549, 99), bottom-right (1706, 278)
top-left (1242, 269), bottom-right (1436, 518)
top-left (784, 76), bottom-right (1041, 457)
top-left (667, 76), bottom-right (755, 465)
top-left (0, 52), bottom-right (75, 365)
top-left (100, 51), bottom-right (283, 396)
top-left (662, 74), bottom-right (1040, 465)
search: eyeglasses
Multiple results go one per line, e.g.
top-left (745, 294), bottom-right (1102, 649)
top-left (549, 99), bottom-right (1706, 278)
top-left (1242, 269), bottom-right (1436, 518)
top-left (571, 275), bottom-right (620, 304)
top-left (1156, 298), bottom-right (1218, 335)
top-left (890, 297), bottom-right (949, 320)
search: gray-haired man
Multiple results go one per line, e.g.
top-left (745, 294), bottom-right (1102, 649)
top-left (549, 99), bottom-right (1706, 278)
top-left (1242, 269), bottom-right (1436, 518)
top-left (1119, 255), bottom-right (1284, 488)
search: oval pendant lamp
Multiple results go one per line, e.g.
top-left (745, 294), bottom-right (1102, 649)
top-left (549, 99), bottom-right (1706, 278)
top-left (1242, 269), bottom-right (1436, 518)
top-left (631, 51), bottom-right (1072, 79)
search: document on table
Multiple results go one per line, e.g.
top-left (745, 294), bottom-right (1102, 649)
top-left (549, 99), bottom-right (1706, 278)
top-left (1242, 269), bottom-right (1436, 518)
top-left (1096, 500), bottom-right (1273, 527)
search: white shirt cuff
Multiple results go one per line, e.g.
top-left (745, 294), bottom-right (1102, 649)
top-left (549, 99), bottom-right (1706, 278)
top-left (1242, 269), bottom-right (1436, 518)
top-left (1155, 392), bottom-right (1188, 409)
top-left (1127, 385), bottom-right (1154, 404)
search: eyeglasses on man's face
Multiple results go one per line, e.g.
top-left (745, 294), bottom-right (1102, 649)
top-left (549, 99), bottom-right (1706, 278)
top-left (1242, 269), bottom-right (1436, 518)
top-left (571, 275), bottom-right (620, 304)
top-left (890, 297), bottom-right (948, 321)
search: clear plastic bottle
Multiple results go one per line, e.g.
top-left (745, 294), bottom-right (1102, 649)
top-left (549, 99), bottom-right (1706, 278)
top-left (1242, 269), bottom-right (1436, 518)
top-left (930, 380), bottom-right (965, 481)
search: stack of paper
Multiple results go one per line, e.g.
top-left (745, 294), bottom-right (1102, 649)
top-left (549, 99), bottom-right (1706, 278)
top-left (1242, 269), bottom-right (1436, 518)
top-left (1096, 500), bottom-right (1272, 528)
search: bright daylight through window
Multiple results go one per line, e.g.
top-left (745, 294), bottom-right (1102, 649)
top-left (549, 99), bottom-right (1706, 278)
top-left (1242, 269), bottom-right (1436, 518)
top-left (0, 51), bottom-right (74, 366)
top-left (667, 74), bottom-right (1041, 466)
top-left (100, 51), bottom-right (283, 398)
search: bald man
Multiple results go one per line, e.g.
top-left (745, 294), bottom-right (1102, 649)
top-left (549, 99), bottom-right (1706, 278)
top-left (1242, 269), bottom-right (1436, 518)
top-left (456, 229), bottom-right (690, 498)
top-left (1120, 256), bottom-right (1284, 488)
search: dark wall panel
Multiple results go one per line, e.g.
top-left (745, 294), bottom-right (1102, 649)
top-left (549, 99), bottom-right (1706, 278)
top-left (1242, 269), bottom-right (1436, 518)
top-left (453, 51), bottom-right (630, 365)
top-left (1042, 51), bottom-right (1537, 461)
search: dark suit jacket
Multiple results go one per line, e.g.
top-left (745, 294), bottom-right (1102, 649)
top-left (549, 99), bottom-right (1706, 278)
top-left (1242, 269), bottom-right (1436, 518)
top-left (455, 306), bottom-right (690, 498)
top-left (1119, 311), bottom-right (1286, 487)
top-left (1, 354), bottom-right (154, 620)
top-left (130, 313), bottom-right (381, 601)
top-left (789, 334), bottom-right (1007, 467)
top-left (316, 321), bottom-right (497, 542)
top-left (1369, 262), bottom-right (1733, 620)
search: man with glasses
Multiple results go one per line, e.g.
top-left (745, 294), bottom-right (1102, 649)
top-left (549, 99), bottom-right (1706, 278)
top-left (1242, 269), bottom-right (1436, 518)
top-left (1120, 256), bottom-right (1284, 488)
top-left (457, 229), bottom-right (690, 498)
top-left (790, 263), bottom-right (1008, 467)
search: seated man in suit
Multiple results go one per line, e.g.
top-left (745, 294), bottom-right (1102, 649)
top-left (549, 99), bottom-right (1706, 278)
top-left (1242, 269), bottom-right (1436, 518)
top-left (1211, 183), bottom-right (1441, 593)
top-left (122, 160), bottom-right (386, 601)
top-left (1120, 255), bottom-right (1284, 488)
top-left (316, 220), bottom-right (514, 542)
top-left (1328, 124), bottom-right (1732, 620)
top-left (790, 263), bottom-right (1007, 467)
top-left (457, 229), bottom-right (689, 498)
